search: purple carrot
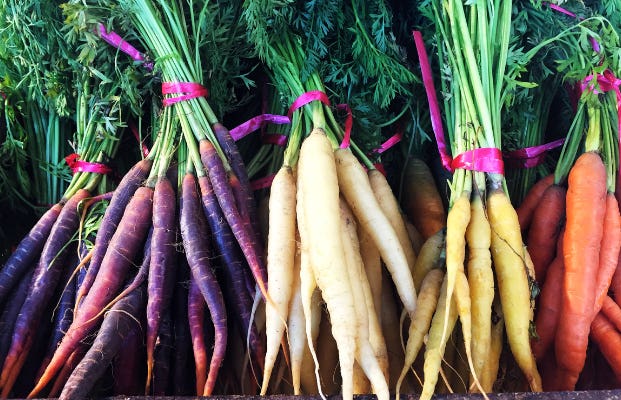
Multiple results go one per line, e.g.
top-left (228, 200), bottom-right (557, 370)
top-left (146, 177), bottom-right (177, 394)
top-left (197, 175), bottom-right (265, 374)
top-left (58, 283), bottom-right (147, 400)
top-left (171, 257), bottom-right (195, 395)
top-left (212, 122), bottom-right (262, 241)
top-left (151, 307), bottom-right (173, 396)
top-left (179, 173), bottom-right (227, 396)
top-left (188, 278), bottom-right (209, 395)
top-left (0, 268), bottom-right (33, 370)
top-left (29, 186), bottom-right (154, 399)
top-left (0, 203), bottom-right (62, 304)
top-left (112, 317), bottom-right (146, 396)
top-left (199, 140), bottom-right (267, 298)
top-left (0, 189), bottom-right (90, 398)
top-left (76, 158), bottom-right (153, 310)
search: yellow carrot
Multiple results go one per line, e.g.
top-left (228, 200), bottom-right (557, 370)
top-left (358, 224), bottom-right (382, 318)
top-left (412, 229), bottom-right (446, 292)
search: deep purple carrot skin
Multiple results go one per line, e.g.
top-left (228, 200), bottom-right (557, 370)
top-left (212, 123), bottom-right (262, 241)
top-left (28, 186), bottom-right (154, 399)
top-left (0, 269), bottom-right (33, 370)
top-left (58, 283), bottom-right (147, 400)
top-left (198, 175), bottom-right (265, 373)
top-left (199, 139), bottom-right (267, 298)
top-left (151, 308), bottom-right (173, 396)
top-left (146, 177), bottom-right (177, 392)
top-left (188, 278), bottom-right (208, 395)
top-left (76, 158), bottom-right (153, 310)
top-left (0, 203), bottom-right (62, 304)
top-left (112, 318), bottom-right (145, 396)
top-left (171, 257), bottom-right (195, 396)
top-left (0, 189), bottom-right (90, 397)
top-left (180, 173), bottom-right (227, 396)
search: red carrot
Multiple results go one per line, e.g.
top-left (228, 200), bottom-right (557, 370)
top-left (517, 174), bottom-right (555, 231)
top-left (75, 158), bottom-right (153, 311)
top-left (0, 189), bottom-right (90, 398)
top-left (58, 283), bottom-right (147, 400)
top-left (146, 177), bottom-right (177, 394)
top-left (28, 186), bottom-right (154, 398)
top-left (590, 312), bottom-right (621, 383)
top-left (593, 193), bottom-right (621, 314)
top-left (180, 173), bottom-right (227, 396)
top-left (0, 203), bottom-right (62, 304)
top-left (188, 278), bottom-right (208, 395)
top-left (556, 152), bottom-right (607, 390)
top-left (600, 296), bottom-right (621, 333)
top-left (199, 139), bottom-right (268, 298)
top-left (526, 184), bottom-right (566, 284)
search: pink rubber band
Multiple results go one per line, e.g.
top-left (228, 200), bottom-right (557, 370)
top-left (504, 138), bottom-right (565, 169)
top-left (413, 30), bottom-right (453, 172)
top-left (229, 114), bottom-right (290, 146)
top-left (374, 131), bottom-right (403, 154)
top-left (336, 103), bottom-right (353, 149)
top-left (452, 148), bottom-right (505, 175)
top-left (547, 3), bottom-right (600, 52)
top-left (65, 153), bottom-right (112, 175)
top-left (97, 24), bottom-right (153, 70)
top-left (161, 82), bottom-right (209, 106)
top-left (287, 90), bottom-right (330, 119)
top-left (250, 174), bottom-right (276, 191)
top-left (582, 71), bottom-right (621, 160)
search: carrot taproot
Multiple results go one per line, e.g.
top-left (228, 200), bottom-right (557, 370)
top-left (286, 239), bottom-right (306, 395)
top-left (357, 224), bottom-right (382, 318)
top-left (199, 139), bottom-right (267, 299)
top-left (526, 184), bottom-right (566, 284)
top-left (58, 283), bottom-right (146, 400)
top-left (179, 173), bottom-right (227, 396)
top-left (531, 234), bottom-right (564, 361)
top-left (516, 174), bottom-right (555, 231)
top-left (396, 268), bottom-right (444, 397)
top-left (335, 148), bottom-right (417, 318)
top-left (556, 151), bottom-right (607, 390)
top-left (0, 268), bottom-right (33, 370)
top-left (27, 186), bottom-right (153, 399)
top-left (0, 203), bottom-right (62, 305)
top-left (170, 259), bottom-right (194, 396)
top-left (481, 299), bottom-right (504, 392)
top-left (487, 188), bottom-right (542, 392)
top-left (48, 345), bottom-right (90, 398)
top-left (146, 176), bottom-right (177, 394)
top-left (261, 165), bottom-right (297, 395)
top-left (369, 169), bottom-right (417, 272)
top-left (405, 220), bottom-right (425, 256)
top-left (0, 189), bottom-right (90, 398)
top-left (188, 277), bottom-right (208, 396)
top-left (413, 229), bottom-right (446, 292)
top-left (401, 157), bottom-right (447, 239)
top-left (593, 193), bottom-right (621, 314)
top-left (298, 129), bottom-right (356, 400)
top-left (600, 296), bottom-right (621, 333)
top-left (465, 193), bottom-right (494, 390)
top-left (111, 316), bottom-right (145, 396)
top-left (590, 312), bottom-right (621, 383)
top-left (75, 158), bottom-right (153, 311)
top-left (151, 308), bottom-right (173, 396)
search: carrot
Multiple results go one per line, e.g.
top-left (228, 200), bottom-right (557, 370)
top-left (48, 345), bottom-right (90, 398)
top-left (600, 296), bottom-right (621, 333)
top-left (481, 299), bottom-right (504, 392)
top-left (465, 193), bottom-right (494, 391)
top-left (420, 275), bottom-right (459, 400)
top-left (59, 283), bottom-right (146, 400)
top-left (188, 277), bottom-right (208, 395)
top-left (146, 176), bottom-right (177, 394)
top-left (405, 220), bottom-right (425, 256)
top-left (170, 260), bottom-right (194, 396)
top-left (0, 189), bottom-right (90, 398)
top-left (357, 224), bottom-right (382, 318)
top-left (179, 173), bottom-right (227, 396)
top-left (197, 175), bottom-right (264, 373)
top-left (151, 308), bottom-right (173, 396)
top-left (368, 169), bottom-right (417, 272)
top-left (401, 157), bottom-right (447, 239)
top-left (590, 312), bottom-right (621, 382)
top-left (487, 188), bottom-right (542, 392)
top-left (516, 174), bottom-right (554, 231)
top-left (0, 268), bottom-right (33, 370)
top-left (286, 239), bottom-right (306, 395)
top-left (396, 268), bottom-right (444, 397)
top-left (0, 203), bottom-right (62, 304)
top-left (526, 184), bottom-right (566, 284)
top-left (111, 318), bottom-right (145, 396)
top-left (339, 198), bottom-right (389, 400)
top-left (611, 255), bottom-right (621, 307)
top-left (412, 229), bottom-right (446, 292)
top-left (28, 186), bottom-right (153, 399)
top-left (75, 158), bottom-right (153, 311)
top-left (531, 234), bottom-right (564, 361)
top-left (261, 165), bottom-right (297, 395)
top-left (199, 139), bottom-right (267, 299)
top-left (335, 149), bottom-right (417, 318)
top-left (593, 193), bottom-right (621, 314)
top-left (297, 129), bottom-right (356, 400)
top-left (556, 151), bottom-right (607, 390)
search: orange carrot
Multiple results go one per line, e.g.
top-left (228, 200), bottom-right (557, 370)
top-left (600, 296), bottom-right (621, 333)
top-left (401, 157), bottom-right (446, 239)
top-left (556, 152), bottom-right (607, 390)
top-left (593, 193), bottom-right (621, 314)
top-left (526, 184), bottom-right (566, 284)
top-left (516, 174), bottom-right (554, 231)
top-left (590, 312), bottom-right (621, 382)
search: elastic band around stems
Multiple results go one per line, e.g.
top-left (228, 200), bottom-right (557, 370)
top-left (336, 103), bottom-right (353, 148)
top-left (250, 174), bottom-right (276, 191)
top-left (96, 23), bottom-right (153, 70)
top-left (129, 120), bottom-right (150, 158)
top-left (546, 3), bottom-right (600, 52)
top-left (287, 90), bottom-right (330, 119)
top-left (413, 30), bottom-right (453, 172)
top-left (374, 131), bottom-right (403, 155)
top-left (229, 114), bottom-right (290, 146)
top-left (65, 153), bottom-right (112, 175)
top-left (504, 138), bottom-right (566, 168)
top-left (451, 148), bottom-right (505, 175)
top-left (161, 82), bottom-right (209, 107)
